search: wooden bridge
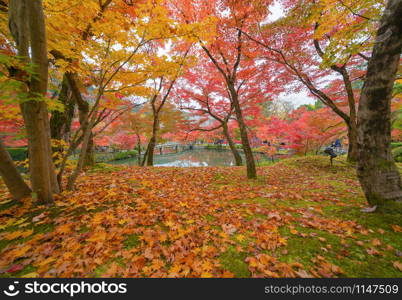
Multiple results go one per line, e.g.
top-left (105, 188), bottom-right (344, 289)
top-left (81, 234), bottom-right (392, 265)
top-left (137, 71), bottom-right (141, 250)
top-left (153, 143), bottom-right (194, 155)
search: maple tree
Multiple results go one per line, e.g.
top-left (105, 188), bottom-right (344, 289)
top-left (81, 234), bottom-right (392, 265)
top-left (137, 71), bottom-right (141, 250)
top-left (140, 50), bottom-right (191, 166)
top-left (239, 0), bottom-right (383, 162)
top-left (168, 0), bottom-right (274, 179)
top-left (175, 60), bottom-right (244, 166)
top-left (259, 107), bottom-right (345, 156)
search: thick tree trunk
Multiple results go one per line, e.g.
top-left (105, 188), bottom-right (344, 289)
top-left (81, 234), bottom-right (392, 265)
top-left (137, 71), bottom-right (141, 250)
top-left (28, 0), bottom-right (59, 198)
top-left (222, 123), bottom-right (242, 166)
top-left (356, 0), bottom-right (402, 207)
top-left (0, 139), bottom-right (31, 200)
top-left (21, 102), bottom-right (55, 202)
top-left (9, 0), bottom-right (59, 203)
top-left (229, 85), bottom-right (256, 178)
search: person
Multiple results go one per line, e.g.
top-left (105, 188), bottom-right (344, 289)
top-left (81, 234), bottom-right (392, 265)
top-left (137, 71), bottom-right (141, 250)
top-left (324, 146), bottom-right (337, 166)
top-left (334, 139), bottom-right (342, 149)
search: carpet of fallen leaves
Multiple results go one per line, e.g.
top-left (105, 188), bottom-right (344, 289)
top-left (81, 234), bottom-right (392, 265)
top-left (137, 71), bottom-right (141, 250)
top-left (0, 156), bottom-right (401, 278)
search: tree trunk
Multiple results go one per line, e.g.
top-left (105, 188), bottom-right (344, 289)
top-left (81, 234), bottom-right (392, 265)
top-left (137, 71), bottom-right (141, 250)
top-left (146, 112), bottom-right (159, 166)
top-left (56, 72), bottom-right (89, 188)
top-left (66, 102), bottom-right (97, 190)
top-left (0, 139), bottom-right (31, 200)
top-left (50, 76), bottom-right (75, 173)
top-left (44, 104), bottom-right (60, 195)
top-left (347, 122), bottom-right (358, 163)
top-left (146, 136), bottom-right (156, 166)
top-left (22, 103), bottom-right (55, 203)
top-left (136, 136), bottom-right (141, 165)
top-left (356, 0), bottom-right (402, 207)
top-left (141, 144), bottom-right (149, 166)
top-left (9, 0), bottom-right (59, 203)
top-left (340, 68), bottom-right (359, 163)
top-left (222, 123), bottom-right (242, 166)
top-left (83, 133), bottom-right (95, 167)
top-left (50, 75), bottom-right (74, 141)
top-left (228, 85), bottom-right (256, 178)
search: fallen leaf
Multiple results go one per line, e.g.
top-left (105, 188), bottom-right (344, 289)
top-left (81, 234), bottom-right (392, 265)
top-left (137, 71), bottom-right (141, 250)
top-left (222, 224), bottom-right (237, 235)
top-left (371, 239), bottom-right (381, 246)
top-left (393, 261), bottom-right (402, 272)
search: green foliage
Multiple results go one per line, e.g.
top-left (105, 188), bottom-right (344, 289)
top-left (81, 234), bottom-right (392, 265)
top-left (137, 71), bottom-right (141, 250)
top-left (300, 100), bottom-right (324, 111)
top-left (112, 150), bottom-right (138, 161)
top-left (392, 146), bottom-right (402, 162)
top-left (0, 53), bottom-right (63, 112)
top-left (87, 163), bottom-right (121, 174)
top-left (203, 144), bottom-right (242, 150)
top-left (7, 147), bottom-right (28, 161)
top-left (0, 54), bottom-right (32, 104)
top-left (391, 142), bottom-right (402, 149)
top-left (393, 82), bottom-right (402, 97)
top-left (392, 111), bottom-right (402, 131)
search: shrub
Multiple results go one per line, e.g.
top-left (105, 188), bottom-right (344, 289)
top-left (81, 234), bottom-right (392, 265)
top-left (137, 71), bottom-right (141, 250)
top-left (112, 150), bottom-right (138, 161)
top-left (392, 146), bottom-right (402, 162)
top-left (7, 147), bottom-right (28, 161)
top-left (391, 142), bottom-right (402, 149)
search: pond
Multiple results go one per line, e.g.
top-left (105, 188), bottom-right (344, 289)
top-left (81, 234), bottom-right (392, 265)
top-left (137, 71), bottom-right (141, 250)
top-left (109, 148), bottom-right (272, 167)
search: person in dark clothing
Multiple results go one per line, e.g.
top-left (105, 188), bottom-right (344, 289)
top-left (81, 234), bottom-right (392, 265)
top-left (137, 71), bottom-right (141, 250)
top-left (334, 139), bottom-right (342, 148)
top-left (324, 147), bottom-right (337, 166)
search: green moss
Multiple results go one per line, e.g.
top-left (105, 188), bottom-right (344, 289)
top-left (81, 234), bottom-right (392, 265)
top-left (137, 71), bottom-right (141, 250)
top-left (93, 257), bottom-right (126, 277)
top-left (123, 234), bottom-right (140, 249)
top-left (276, 220), bottom-right (402, 277)
top-left (204, 214), bottom-right (216, 222)
top-left (0, 238), bottom-right (11, 253)
top-left (257, 160), bottom-right (276, 167)
top-left (34, 223), bottom-right (55, 235)
top-left (219, 246), bottom-right (250, 278)
top-left (87, 163), bottom-right (121, 174)
top-left (79, 225), bottom-right (90, 233)
top-left (231, 197), bottom-right (271, 205)
top-left (278, 226), bottom-right (341, 263)
top-left (0, 199), bottom-right (20, 212)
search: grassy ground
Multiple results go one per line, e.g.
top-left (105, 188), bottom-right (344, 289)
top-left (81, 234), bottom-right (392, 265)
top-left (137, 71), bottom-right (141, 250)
top-left (0, 156), bottom-right (401, 278)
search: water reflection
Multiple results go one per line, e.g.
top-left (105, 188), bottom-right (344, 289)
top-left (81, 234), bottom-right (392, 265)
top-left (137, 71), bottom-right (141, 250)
top-left (110, 149), bottom-right (270, 167)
